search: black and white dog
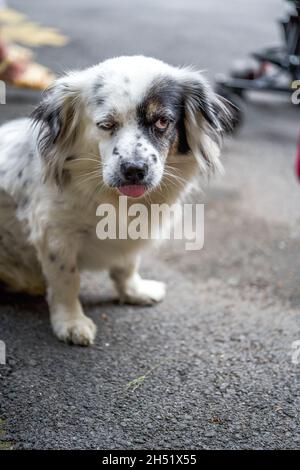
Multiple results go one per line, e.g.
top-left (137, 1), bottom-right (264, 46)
top-left (0, 56), bottom-right (231, 345)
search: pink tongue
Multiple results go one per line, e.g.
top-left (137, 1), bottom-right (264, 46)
top-left (118, 185), bottom-right (147, 198)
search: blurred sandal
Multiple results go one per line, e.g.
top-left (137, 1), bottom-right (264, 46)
top-left (0, 43), bottom-right (55, 90)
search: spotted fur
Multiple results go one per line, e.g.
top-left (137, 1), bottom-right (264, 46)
top-left (0, 56), bottom-right (232, 345)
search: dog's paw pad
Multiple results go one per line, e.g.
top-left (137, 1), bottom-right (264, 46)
top-left (122, 280), bottom-right (166, 305)
top-left (52, 315), bottom-right (97, 346)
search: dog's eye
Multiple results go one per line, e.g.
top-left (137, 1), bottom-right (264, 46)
top-left (97, 121), bottom-right (116, 131)
top-left (154, 117), bottom-right (169, 131)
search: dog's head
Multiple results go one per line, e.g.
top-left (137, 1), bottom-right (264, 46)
top-left (33, 56), bottom-right (232, 197)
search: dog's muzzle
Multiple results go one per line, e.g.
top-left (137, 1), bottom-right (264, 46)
top-left (118, 160), bottom-right (149, 197)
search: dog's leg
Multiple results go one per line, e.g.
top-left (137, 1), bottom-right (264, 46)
top-left (38, 241), bottom-right (97, 345)
top-left (110, 257), bottom-right (166, 305)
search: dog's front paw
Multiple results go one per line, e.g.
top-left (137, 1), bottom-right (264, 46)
top-left (121, 279), bottom-right (166, 305)
top-left (51, 313), bottom-right (97, 346)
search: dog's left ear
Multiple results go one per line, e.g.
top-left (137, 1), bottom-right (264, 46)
top-left (181, 72), bottom-right (233, 175)
top-left (32, 76), bottom-right (82, 185)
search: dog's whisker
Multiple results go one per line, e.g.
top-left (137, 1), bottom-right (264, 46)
top-left (162, 173), bottom-right (187, 189)
top-left (67, 158), bottom-right (103, 166)
top-left (163, 170), bottom-right (188, 188)
top-left (73, 172), bottom-right (103, 188)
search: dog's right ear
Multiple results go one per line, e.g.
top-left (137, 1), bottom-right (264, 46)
top-left (32, 77), bottom-right (82, 186)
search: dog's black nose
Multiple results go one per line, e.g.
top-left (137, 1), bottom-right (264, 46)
top-left (121, 161), bottom-right (148, 183)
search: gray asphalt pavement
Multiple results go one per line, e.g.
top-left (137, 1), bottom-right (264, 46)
top-left (1, 0), bottom-right (300, 450)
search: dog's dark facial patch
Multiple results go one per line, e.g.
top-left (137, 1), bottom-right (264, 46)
top-left (49, 253), bottom-right (56, 263)
top-left (137, 77), bottom-right (190, 156)
top-left (113, 147), bottom-right (119, 155)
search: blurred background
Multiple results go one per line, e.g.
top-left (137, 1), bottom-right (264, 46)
top-left (6, 0), bottom-right (289, 75)
top-left (1, 0), bottom-right (300, 451)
